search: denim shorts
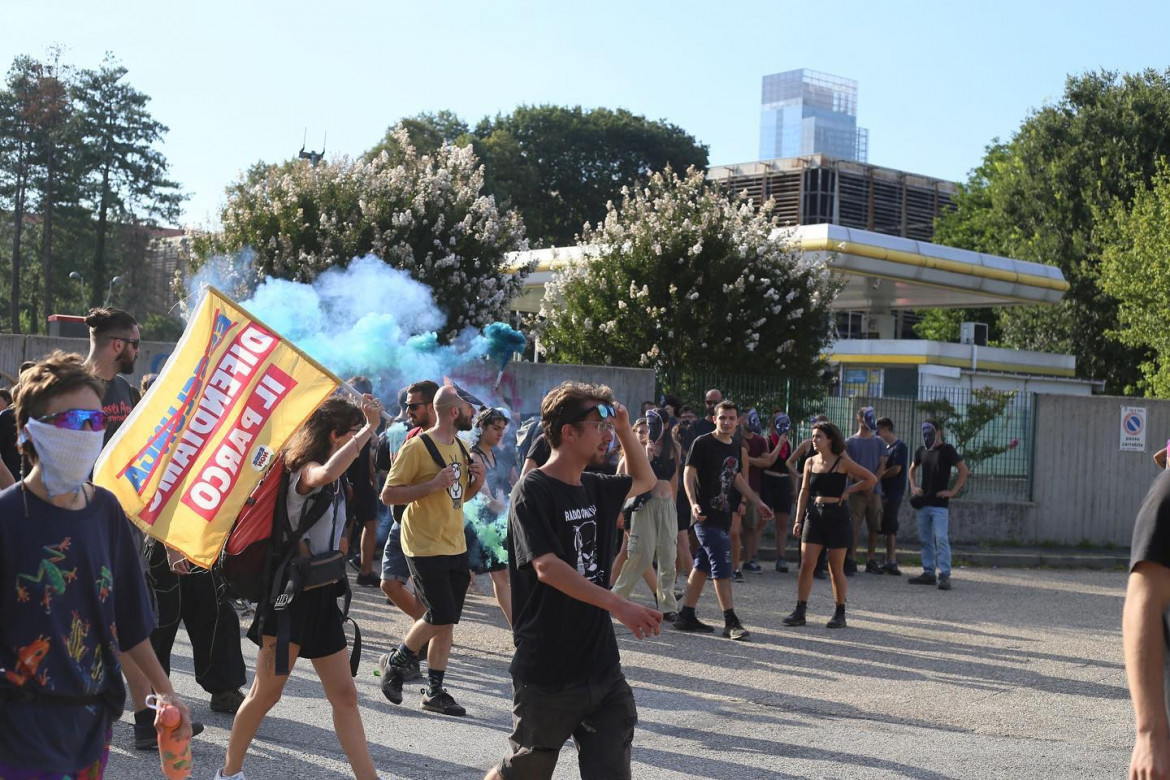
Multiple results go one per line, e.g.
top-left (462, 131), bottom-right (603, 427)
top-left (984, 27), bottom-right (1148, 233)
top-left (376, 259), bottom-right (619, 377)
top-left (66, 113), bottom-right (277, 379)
top-left (380, 521), bottom-right (410, 583)
top-left (692, 523), bottom-right (733, 580)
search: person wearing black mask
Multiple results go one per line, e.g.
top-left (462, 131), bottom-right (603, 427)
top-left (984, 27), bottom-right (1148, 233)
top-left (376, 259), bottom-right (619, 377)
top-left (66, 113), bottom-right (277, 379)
top-left (907, 420), bottom-right (969, 591)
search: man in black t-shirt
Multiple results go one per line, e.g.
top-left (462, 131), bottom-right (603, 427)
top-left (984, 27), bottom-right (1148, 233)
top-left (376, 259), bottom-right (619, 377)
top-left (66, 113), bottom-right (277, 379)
top-left (907, 420), bottom-right (969, 591)
top-left (1125, 469), bottom-right (1170, 777)
top-left (485, 382), bottom-right (660, 780)
top-left (676, 401), bottom-right (773, 640)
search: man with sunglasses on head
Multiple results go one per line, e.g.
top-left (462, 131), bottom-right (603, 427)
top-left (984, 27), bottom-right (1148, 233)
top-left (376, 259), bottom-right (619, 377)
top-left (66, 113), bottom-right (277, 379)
top-left (484, 382), bottom-right (661, 780)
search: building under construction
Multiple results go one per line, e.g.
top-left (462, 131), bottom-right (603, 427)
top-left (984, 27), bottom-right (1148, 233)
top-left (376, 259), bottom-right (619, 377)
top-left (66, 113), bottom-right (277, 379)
top-left (706, 154), bottom-right (958, 242)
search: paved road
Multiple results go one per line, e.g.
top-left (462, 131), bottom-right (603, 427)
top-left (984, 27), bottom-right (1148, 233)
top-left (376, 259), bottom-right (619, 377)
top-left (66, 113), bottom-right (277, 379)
top-left (109, 566), bottom-right (1132, 779)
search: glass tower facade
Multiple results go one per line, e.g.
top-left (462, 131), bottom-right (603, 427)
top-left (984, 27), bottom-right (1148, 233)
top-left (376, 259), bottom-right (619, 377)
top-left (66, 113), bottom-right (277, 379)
top-left (759, 69), bottom-right (869, 162)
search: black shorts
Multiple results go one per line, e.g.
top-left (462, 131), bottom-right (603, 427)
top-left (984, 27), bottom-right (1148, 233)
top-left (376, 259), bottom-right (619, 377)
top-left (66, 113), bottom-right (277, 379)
top-left (407, 553), bottom-right (470, 626)
top-left (250, 583), bottom-right (347, 660)
top-left (496, 667), bottom-right (637, 780)
top-left (761, 473), bottom-right (793, 516)
top-left (802, 502), bottom-right (851, 549)
top-left (881, 496), bottom-right (902, 535)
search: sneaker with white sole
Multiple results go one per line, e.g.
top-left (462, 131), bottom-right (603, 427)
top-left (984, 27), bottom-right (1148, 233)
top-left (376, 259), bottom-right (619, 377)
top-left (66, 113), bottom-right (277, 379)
top-left (214, 770), bottom-right (245, 780)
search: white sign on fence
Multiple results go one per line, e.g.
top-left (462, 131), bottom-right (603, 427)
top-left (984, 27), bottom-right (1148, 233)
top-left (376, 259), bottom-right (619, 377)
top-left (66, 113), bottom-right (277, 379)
top-left (1121, 406), bottom-right (1147, 452)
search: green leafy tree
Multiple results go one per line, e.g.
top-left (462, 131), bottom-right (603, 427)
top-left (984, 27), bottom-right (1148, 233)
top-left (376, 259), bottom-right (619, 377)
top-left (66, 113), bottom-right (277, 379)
top-left (74, 55), bottom-right (182, 307)
top-left (472, 105), bottom-right (709, 247)
top-left (934, 69), bottom-right (1170, 393)
top-left (195, 126), bottom-right (530, 339)
top-left (917, 387), bottom-right (1020, 478)
top-left (366, 110), bottom-right (471, 163)
top-left (1099, 163), bottom-right (1170, 396)
top-left (0, 59), bottom-right (38, 332)
top-left (538, 166), bottom-right (840, 379)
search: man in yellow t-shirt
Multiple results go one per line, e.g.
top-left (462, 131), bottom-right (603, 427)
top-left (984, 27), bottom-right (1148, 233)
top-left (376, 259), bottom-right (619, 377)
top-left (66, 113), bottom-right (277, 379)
top-left (379, 384), bottom-right (485, 716)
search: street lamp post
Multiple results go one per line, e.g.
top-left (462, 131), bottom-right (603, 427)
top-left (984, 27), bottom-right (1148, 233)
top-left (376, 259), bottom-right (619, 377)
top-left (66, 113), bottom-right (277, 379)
top-left (104, 275), bottom-right (124, 307)
top-left (68, 272), bottom-right (85, 313)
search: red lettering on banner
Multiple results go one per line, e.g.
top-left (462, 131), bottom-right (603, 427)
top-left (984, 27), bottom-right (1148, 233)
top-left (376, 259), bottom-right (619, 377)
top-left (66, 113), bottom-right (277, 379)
top-left (139, 324), bottom-right (281, 524)
top-left (180, 365), bottom-right (296, 522)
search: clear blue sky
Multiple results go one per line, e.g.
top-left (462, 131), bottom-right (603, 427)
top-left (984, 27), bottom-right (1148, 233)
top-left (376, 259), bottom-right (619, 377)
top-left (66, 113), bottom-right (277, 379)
top-left (5, 0), bottom-right (1169, 228)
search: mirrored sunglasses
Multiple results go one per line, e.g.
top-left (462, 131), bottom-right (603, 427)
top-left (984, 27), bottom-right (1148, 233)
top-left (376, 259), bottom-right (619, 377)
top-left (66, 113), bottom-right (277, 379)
top-left (37, 409), bottom-right (107, 432)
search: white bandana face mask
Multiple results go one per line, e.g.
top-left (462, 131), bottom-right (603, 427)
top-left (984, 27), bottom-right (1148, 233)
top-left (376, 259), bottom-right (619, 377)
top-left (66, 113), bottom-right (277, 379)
top-left (21, 418), bottom-right (106, 498)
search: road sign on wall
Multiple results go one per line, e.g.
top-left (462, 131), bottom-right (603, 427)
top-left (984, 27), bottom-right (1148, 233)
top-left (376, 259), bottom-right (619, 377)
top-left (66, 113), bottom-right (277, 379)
top-left (1121, 406), bottom-right (1147, 452)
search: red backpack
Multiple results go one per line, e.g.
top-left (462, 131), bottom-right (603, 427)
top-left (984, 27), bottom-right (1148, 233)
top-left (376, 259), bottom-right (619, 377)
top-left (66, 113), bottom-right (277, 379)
top-left (218, 453), bottom-right (290, 602)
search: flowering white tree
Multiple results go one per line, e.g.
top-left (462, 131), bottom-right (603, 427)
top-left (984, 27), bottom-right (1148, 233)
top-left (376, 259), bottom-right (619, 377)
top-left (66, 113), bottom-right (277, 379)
top-left (190, 126), bottom-right (530, 338)
top-left (538, 167), bottom-right (841, 379)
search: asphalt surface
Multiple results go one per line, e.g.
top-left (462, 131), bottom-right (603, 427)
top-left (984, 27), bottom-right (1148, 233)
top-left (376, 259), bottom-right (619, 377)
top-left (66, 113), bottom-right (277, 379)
top-left (108, 566), bottom-right (1132, 779)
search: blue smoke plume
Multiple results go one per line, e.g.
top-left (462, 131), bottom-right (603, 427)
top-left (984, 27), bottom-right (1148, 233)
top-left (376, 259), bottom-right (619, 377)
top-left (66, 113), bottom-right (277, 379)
top-left (185, 253), bottom-right (524, 407)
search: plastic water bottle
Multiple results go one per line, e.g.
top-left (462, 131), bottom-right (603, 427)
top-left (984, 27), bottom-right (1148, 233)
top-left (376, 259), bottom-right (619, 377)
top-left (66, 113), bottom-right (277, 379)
top-left (145, 694), bottom-right (192, 779)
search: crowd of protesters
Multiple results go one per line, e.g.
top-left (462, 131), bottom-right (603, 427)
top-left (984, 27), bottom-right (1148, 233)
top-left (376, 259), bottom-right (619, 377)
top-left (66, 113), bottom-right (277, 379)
top-left (0, 307), bottom-right (980, 780)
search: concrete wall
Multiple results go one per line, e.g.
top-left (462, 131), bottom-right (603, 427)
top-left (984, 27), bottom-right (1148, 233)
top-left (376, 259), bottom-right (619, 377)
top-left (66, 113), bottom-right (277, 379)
top-left (889, 393), bottom-right (1169, 548)
top-left (0, 335), bottom-right (179, 388)
top-left (1, 333), bottom-right (655, 420)
top-left (1028, 393), bottom-right (1170, 547)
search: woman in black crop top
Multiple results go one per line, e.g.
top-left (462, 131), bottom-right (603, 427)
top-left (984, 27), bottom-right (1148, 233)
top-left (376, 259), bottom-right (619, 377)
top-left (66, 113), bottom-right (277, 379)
top-left (783, 421), bottom-right (877, 629)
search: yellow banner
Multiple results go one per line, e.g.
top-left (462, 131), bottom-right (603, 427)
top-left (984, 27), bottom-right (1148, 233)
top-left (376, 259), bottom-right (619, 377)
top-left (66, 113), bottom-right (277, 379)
top-left (93, 287), bottom-right (340, 567)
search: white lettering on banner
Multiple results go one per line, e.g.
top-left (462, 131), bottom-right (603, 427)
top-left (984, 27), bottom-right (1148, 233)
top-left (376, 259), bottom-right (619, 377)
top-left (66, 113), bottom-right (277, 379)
top-left (179, 364), bottom-right (296, 521)
top-left (137, 323), bottom-right (282, 524)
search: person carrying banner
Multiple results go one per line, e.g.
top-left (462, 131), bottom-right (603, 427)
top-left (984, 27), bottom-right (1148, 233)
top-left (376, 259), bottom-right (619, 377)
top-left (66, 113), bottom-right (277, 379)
top-left (215, 393), bottom-right (388, 780)
top-left (0, 352), bottom-right (192, 779)
top-left (378, 384), bottom-right (486, 717)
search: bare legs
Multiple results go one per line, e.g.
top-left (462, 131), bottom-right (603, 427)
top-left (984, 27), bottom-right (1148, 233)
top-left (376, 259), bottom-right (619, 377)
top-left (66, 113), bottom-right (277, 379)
top-left (487, 568), bottom-right (512, 626)
top-left (221, 639), bottom-right (379, 780)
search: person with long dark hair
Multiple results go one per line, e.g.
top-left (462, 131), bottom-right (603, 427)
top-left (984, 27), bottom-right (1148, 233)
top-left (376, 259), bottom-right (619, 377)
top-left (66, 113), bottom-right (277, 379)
top-left (782, 421), bottom-right (876, 629)
top-left (466, 407), bottom-right (514, 625)
top-left (216, 394), bottom-right (388, 780)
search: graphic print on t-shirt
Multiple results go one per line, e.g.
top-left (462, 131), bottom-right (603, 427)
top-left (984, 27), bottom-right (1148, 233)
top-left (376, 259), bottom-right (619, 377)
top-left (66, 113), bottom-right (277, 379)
top-left (565, 504), bottom-right (600, 581)
top-left (448, 460), bottom-right (464, 506)
top-left (712, 456), bottom-right (739, 511)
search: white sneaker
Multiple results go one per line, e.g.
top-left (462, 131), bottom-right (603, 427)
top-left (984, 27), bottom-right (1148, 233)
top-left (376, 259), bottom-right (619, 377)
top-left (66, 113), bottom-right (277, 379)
top-left (213, 771), bottom-right (245, 780)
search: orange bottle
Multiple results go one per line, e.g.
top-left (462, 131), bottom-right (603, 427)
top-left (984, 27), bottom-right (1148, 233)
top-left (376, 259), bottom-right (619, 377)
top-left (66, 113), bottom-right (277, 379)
top-left (146, 694), bottom-right (193, 779)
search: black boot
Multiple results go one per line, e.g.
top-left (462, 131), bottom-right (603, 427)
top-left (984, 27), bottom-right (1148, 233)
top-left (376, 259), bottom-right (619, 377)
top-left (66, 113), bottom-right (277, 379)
top-left (826, 603), bottom-right (847, 629)
top-left (782, 601), bottom-right (807, 627)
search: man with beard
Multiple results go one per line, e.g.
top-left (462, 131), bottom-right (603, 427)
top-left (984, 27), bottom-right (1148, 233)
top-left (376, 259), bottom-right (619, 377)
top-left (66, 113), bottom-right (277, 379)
top-left (379, 384), bottom-right (485, 716)
top-left (377, 381), bottom-right (438, 635)
top-left (83, 307), bottom-right (138, 441)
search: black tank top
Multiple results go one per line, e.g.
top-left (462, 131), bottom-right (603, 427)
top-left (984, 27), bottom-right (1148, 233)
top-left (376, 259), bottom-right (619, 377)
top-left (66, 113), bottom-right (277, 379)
top-left (650, 445), bottom-right (676, 481)
top-left (809, 456), bottom-right (846, 498)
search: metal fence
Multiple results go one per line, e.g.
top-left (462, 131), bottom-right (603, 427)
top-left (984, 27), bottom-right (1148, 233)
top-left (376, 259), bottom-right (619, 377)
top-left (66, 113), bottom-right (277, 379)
top-left (656, 371), bottom-right (1033, 502)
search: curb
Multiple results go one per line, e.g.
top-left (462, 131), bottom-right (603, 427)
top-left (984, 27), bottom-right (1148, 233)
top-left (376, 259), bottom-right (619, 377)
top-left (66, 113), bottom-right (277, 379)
top-left (757, 543), bottom-right (1128, 570)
